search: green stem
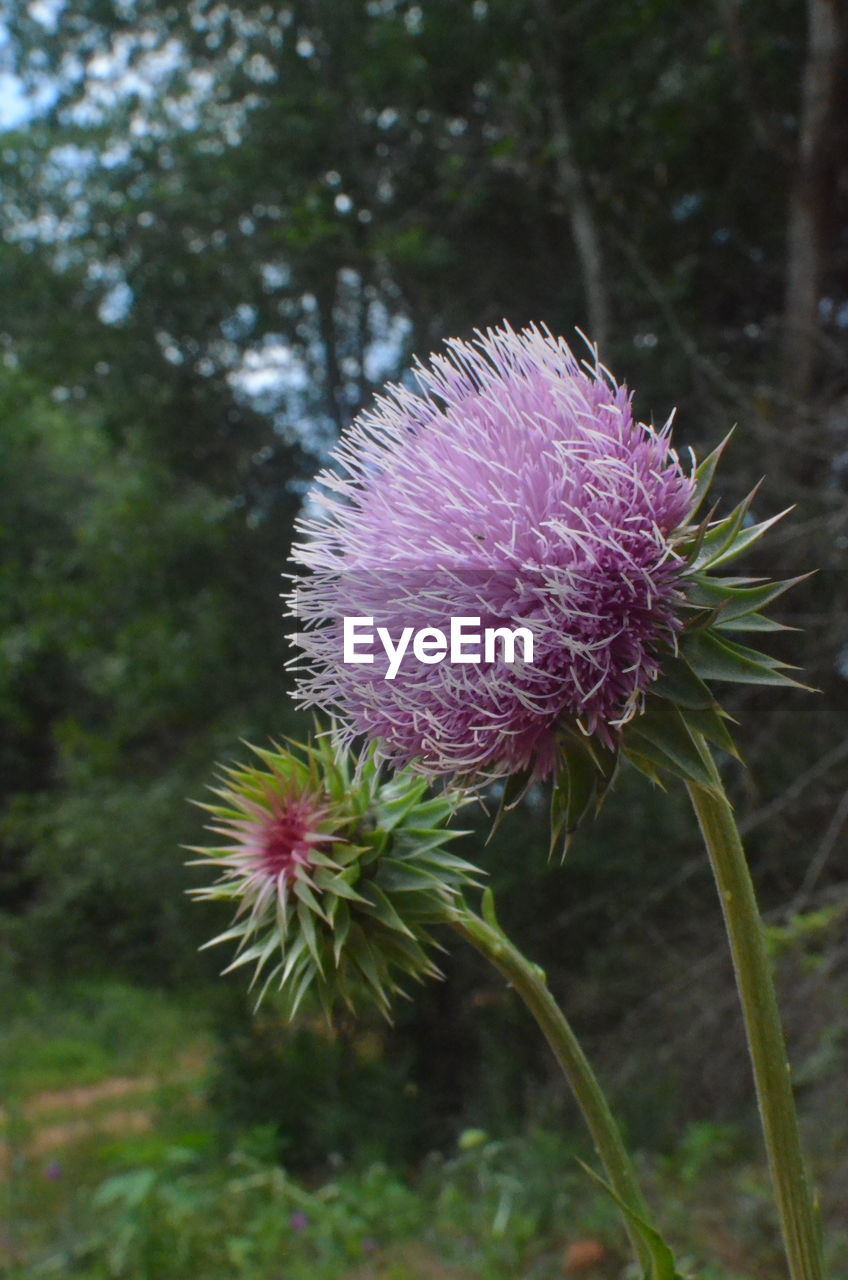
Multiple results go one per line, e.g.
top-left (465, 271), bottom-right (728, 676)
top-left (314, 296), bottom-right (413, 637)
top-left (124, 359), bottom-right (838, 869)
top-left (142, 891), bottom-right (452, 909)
top-left (451, 898), bottom-right (653, 1273)
top-left (687, 742), bottom-right (824, 1280)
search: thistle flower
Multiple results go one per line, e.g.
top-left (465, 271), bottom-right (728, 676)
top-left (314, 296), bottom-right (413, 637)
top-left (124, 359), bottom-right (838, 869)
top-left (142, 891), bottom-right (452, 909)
top-left (188, 733), bottom-right (480, 1017)
top-left (289, 323), bottom-right (803, 845)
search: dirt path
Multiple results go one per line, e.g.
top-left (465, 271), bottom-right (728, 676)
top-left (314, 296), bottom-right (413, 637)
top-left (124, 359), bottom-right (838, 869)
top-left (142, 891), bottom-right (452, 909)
top-left (0, 1055), bottom-right (205, 1173)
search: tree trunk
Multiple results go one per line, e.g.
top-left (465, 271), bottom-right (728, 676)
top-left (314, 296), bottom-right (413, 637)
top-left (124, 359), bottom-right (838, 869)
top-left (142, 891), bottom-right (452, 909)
top-left (783, 0), bottom-right (845, 400)
top-left (316, 278), bottom-right (346, 435)
top-left (546, 93), bottom-right (610, 353)
top-left (532, 0), bottom-right (610, 353)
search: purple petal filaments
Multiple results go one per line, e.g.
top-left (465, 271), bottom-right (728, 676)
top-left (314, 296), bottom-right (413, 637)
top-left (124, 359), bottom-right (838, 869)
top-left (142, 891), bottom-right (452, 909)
top-left (288, 323), bottom-right (694, 781)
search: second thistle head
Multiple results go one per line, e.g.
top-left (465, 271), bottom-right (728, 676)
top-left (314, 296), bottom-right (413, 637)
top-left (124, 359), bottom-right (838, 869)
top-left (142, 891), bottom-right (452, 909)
top-left (188, 731), bottom-right (481, 1017)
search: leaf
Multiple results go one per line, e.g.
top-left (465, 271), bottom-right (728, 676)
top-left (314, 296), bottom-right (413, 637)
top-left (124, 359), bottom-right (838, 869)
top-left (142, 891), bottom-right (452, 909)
top-left (684, 428), bottom-right (734, 521)
top-left (379, 930), bottom-right (438, 978)
top-left (699, 507), bottom-right (792, 571)
top-left (394, 828), bottom-right (469, 857)
top-left (625, 699), bottom-right (715, 787)
top-left (220, 937), bottom-right (274, 975)
top-left (332, 900), bottom-right (351, 965)
top-left (296, 900), bottom-right (324, 974)
top-left (714, 612), bottom-right (790, 633)
top-left (679, 703), bottom-right (740, 759)
top-left (293, 875), bottom-right (329, 921)
top-left (198, 924), bottom-right (253, 952)
top-left (550, 733), bottom-right (617, 855)
top-left (621, 747), bottom-right (668, 789)
top-left (247, 930), bottom-right (288, 989)
top-left (286, 960), bottom-right (319, 1019)
top-left (359, 883), bottom-right (415, 937)
top-left (376, 860), bottom-right (444, 893)
top-left (405, 795), bottom-right (457, 826)
top-left (376, 781), bottom-right (429, 831)
top-left (576, 1161), bottom-right (689, 1280)
top-left (650, 656), bottom-right (714, 709)
top-left (481, 887), bottom-right (501, 931)
top-left (422, 852), bottom-right (485, 891)
top-left (685, 573), bottom-right (808, 621)
top-left (488, 767), bottom-right (536, 840)
top-left (689, 483), bottom-right (760, 570)
top-left (677, 601), bottom-right (723, 633)
top-left (550, 745), bottom-right (597, 855)
top-left (682, 631), bottom-right (808, 688)
top-left (281, 932), bottom-right (311, 985)
top-left (348, 928), bottom-right (391, 1009)
top-left (312, 867), bottom-right (369, 903)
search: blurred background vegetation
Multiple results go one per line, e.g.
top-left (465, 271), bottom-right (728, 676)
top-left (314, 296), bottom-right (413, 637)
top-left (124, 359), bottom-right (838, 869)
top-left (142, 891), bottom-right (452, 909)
top-left (1, 1), bottom-right (846, 1276)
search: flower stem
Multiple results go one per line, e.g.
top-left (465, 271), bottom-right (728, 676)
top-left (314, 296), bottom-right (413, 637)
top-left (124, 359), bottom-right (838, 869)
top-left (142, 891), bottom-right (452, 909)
top-left (686, 742), bottom-right (824, 1280)
top-left (450, 898), bottom-right (653, 1272)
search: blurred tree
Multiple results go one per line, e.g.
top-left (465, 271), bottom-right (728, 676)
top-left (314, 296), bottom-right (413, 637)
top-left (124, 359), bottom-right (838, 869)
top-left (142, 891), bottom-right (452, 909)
top-left (783, 0), bottom-right (846, 398)
top-left (0, 351), bottom-right (307, 979)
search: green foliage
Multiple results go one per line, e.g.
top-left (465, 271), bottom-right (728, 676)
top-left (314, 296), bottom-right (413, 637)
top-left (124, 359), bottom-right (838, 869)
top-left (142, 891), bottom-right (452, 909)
top-left (208, 996), bottom-right (425, 1170)
top-left (0, 364), bottom-right (306, 980)
top-left (16, 1120), bottom-right (822, 1280)
top-left (14, 1130), bottom-right (606, 1280)
top-left (663, 1122), bottom-right (745, 1188)
top-left (45, 1146), bottom-right (425, 1280)
top-left (4, 978), bottom-right (848, 1280)
top-left (0, 981), bottom-right (209, 1098)
top-left (422, 1127), bottom-right (612, 1266)
top-left (764, 905), bottom-right (844, 962)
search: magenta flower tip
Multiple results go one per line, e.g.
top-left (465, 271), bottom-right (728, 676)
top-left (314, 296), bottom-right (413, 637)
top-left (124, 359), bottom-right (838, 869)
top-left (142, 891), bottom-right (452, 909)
top-left (208, 782), bottom-right (333, 912)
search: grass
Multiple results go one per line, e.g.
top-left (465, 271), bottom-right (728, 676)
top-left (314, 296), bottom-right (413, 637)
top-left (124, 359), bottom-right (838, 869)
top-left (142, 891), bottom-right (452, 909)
top-left (0, 980), bottom-right (211, 1099)
top-left (0, 981), bottom-right (212, 1274)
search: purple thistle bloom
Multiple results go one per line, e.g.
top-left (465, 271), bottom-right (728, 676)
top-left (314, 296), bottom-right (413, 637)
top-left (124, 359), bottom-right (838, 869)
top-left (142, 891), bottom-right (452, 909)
top-left (289, 324), bottom-right (694, 781)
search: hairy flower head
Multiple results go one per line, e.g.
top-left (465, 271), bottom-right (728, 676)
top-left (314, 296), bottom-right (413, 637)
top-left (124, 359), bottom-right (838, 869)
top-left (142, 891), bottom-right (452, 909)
top-left (287, 324), bottom-right (805, 849)
top-left (289, 324), bottom-right (694, 780)
top-left (189, 733), bottom-right (480, 1016)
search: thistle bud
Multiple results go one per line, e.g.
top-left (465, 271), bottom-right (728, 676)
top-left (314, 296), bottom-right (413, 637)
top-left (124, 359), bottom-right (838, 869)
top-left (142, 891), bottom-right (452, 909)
top-left (188, 732), bottom-right (480, 1017)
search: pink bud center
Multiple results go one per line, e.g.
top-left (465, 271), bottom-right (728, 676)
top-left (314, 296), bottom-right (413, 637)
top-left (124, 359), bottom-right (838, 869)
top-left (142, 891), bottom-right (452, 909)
top-left (260, 799), bottom-right (326, 880)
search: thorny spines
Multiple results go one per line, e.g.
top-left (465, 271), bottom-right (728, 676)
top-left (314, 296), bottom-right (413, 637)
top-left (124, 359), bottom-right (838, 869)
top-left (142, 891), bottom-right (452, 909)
top-left (188, 733), bottom-right (482, 1020)
top-left (550, 465), bottom-right (810, 846)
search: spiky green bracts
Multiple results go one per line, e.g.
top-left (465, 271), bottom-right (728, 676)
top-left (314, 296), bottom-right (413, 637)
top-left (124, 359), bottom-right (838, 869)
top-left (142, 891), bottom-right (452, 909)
top-left (188, 733), bottom-right (481, 1018)
top-left (542, 432), bottom-right (808, 849)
